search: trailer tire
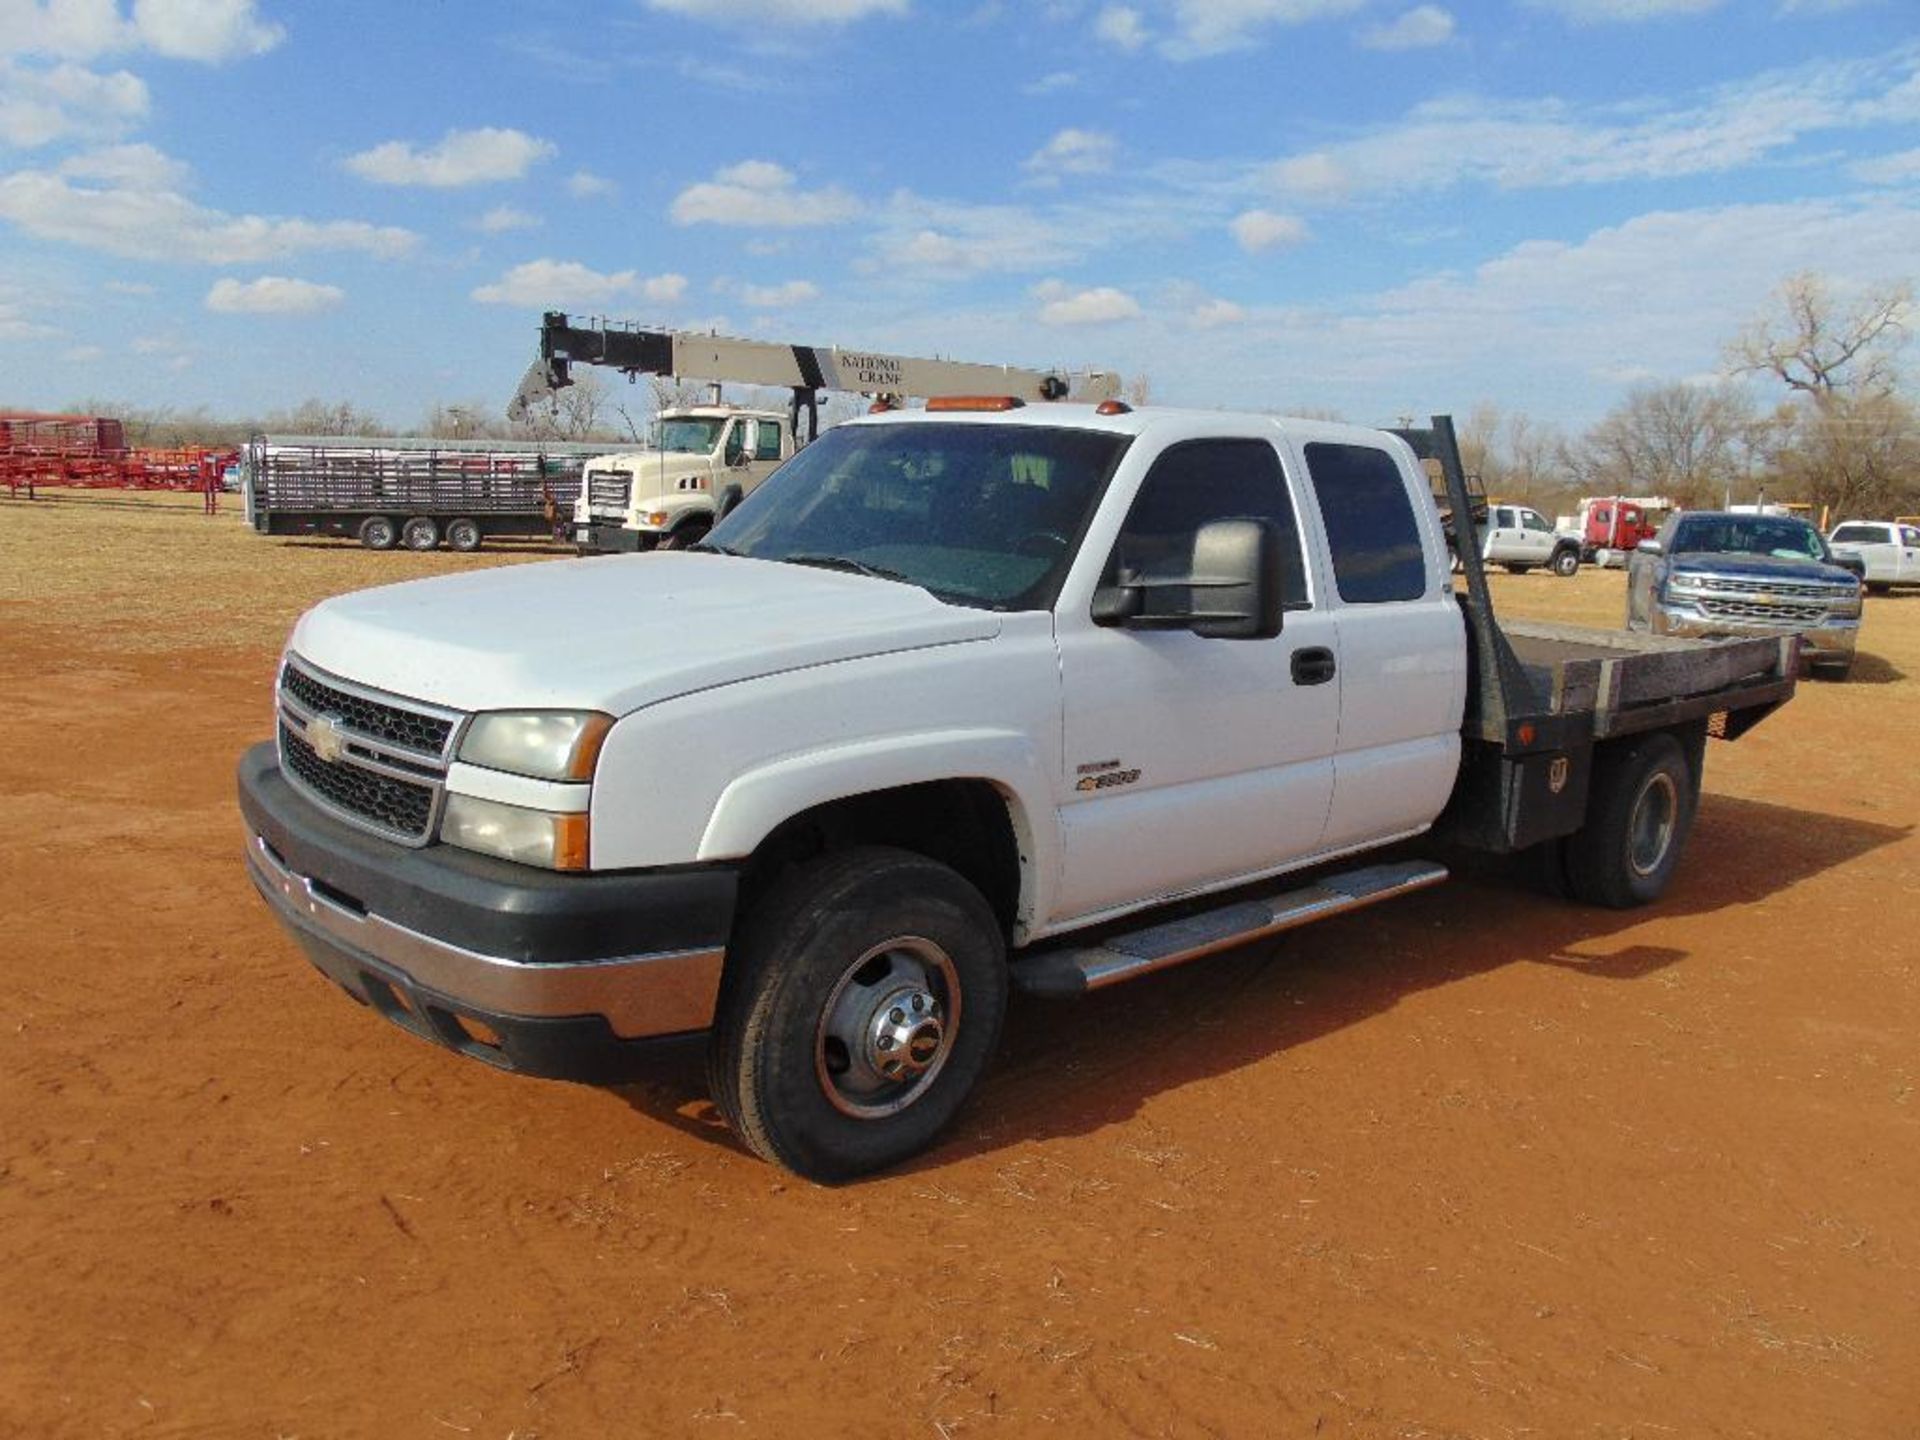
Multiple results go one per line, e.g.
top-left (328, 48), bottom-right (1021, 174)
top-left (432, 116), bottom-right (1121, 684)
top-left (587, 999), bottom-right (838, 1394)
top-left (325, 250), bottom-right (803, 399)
top-left (1566, 733), bottom-right (1695, 909)
top-left (1551, 547), bottom-right (1580, 577)
top-left (446, 517), bottom-right (483, 553)
top-left (706, 846), bottom-right (1007, 1183)
top-left (401, 516), bottom-right (440, 551)
top-left (358, 516), bottom-right (398, 551)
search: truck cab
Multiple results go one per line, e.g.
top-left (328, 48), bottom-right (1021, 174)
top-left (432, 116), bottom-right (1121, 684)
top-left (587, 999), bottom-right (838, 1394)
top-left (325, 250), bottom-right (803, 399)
top-left (1482, 503), bottom-right (1581, 576)
top-left (574, 405), bottom-right (792, 552)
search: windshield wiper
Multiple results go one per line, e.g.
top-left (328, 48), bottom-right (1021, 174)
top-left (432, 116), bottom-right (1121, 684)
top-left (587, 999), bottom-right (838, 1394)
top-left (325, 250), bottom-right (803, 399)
top-left (779, 552), bottom-right (920, 587)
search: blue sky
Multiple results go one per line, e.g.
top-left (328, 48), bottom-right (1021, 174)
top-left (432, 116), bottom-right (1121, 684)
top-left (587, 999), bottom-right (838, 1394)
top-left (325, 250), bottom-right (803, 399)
top-left (1, 0), bottom-right (1916, 431)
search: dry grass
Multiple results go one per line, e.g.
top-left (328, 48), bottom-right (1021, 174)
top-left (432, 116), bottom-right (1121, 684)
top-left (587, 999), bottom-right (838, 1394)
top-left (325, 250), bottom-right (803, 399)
top-left (0, 487), bottom-right (556, 653)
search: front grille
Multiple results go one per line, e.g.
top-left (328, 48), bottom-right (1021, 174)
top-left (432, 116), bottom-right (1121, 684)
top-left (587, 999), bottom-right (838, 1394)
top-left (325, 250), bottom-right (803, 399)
top-left (276, 656), bottom-right (462, 845)
top-left (281, 664), bottom-right (454, 756)
top-left (587, 471), bottom-right (630, 511)
top-left (1696, 598), bottom-right (1825, 625)
top-left (1690, 575), bottom-right (1837, 602)
top-left (281, 722), bottom-right (436, 839)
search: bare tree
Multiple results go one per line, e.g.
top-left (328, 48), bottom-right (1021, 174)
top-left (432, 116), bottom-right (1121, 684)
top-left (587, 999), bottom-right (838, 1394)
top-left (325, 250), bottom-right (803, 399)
top-left (264, 397), bottom-right (388, 437)
top-left (1725, 271), bottom-right (1912, 404)
top-left (1571, 382), bottom-right (1756, 509)
top-left (1758, 391), bottom-right (1920, 520)
top-left (507, 370), bottom-right (626, 442)
top-left (421, 400), bottom-right (509, 441)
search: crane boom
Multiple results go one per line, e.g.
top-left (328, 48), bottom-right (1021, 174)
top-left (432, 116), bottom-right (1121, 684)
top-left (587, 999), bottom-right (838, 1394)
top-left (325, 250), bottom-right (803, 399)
top-left (511, 312), bottom-right (1120, 434)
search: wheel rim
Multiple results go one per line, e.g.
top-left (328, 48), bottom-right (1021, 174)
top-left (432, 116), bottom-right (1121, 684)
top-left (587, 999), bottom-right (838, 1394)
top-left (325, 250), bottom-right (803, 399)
top-left (814, 936), bottom-right (960, 1119)
top-left (450, 522), bottom-right (478, 549)
top-left (404, 520), bottom-right (436, 549)
top-left (1628, 772), bottom-right (1678, 877)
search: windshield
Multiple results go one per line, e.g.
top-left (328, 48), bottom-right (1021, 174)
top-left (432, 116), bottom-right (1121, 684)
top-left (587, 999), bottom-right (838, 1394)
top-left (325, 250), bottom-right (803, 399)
top-left (705, 421), bottom-right (1132, 609)
top-left (1670, 515), bottom-right (1830, 563)
top-left (651, 417), bottom-right (726, 454)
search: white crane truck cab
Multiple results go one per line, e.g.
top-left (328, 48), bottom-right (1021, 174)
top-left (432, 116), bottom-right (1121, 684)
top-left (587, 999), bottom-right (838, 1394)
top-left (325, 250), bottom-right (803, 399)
top-left (574, 404), bottom-right (792, 553)
top-left (239, 401), bottom-right (1799, 1181)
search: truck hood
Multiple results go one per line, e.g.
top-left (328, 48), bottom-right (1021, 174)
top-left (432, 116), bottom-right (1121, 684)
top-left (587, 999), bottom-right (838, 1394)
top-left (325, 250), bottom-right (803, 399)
top-left (289, 553), bottom-right (1001, 715)
top-left (1669, 552), bottom-right (1857, 584)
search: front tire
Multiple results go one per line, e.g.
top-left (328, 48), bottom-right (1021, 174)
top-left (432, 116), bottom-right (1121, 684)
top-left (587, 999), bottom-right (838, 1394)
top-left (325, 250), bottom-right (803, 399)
top-left (1551, 547), bottom-right (1580, 577)
top-left (1566, 733), bottom-right (1695, 909)
top-left (707, 847), bottom-right (1008, 1182)
top-left (660, 522), bottom-right (711, 552)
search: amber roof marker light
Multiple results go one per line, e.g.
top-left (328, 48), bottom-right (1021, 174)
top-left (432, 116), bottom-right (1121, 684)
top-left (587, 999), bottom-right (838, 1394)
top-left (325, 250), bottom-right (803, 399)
top-left (925, 396), bottom-right (1026, 412)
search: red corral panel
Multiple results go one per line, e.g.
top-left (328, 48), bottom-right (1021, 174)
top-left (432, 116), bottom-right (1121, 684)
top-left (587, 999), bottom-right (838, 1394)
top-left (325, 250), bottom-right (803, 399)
top-left (3, 413), bottom-right (232, 493)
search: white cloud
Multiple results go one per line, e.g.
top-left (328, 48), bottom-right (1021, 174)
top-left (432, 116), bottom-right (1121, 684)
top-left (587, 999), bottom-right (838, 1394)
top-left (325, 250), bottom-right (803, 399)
top-left (345, 128), bottom-right (555, 188)
top-left (130, 0), bottom-right (283, 61)
top-left (738, 279), bottom-right (819, 307)
top-left (0, 161), bottom-right (419, 262)
top-left (566, 169), bottom-right (615, 198)
top-left (0, 288), bottom-right (56, 339)
top-left (1522, 0), bottom-right (1721, 20)
top-left (1851, 147), bottom-right (1920, 185)
top-left (1231, 208), bottom-right (1308, 252)
top-left (1095, 5), bottom-right (1148, 49)
top-left (205, 275), bottom-right (344, 314)
top-left (59, 140), bottom-right (185, 188)
top-left (1152, 0), bottom-right (1368, 58)
top-left (63, 343), bottom-right (104, 360)
top-left (0, 58), bottom-right (146, 147)
top-left (474, 204), bottom-right (540, 232)
top-left (104, 278), bottom-right (154, 293)
top-left (641, 0), bottom-right (906, 21)
top-left (471, 258), bottom-right (688, 309)
top-left (1025, 127), bottom-right (1118, 176)
top-left (1190, 297), bottom-right (1245, 328)
top-left (0, 0), bottom-right (283, 62)
top-left (1359, 4), bottom-right (1454, 49)
top-left (1024, 70), bottom-right (1080, 95)
top-left (671, 159), bottom-right (860, 228)
top-left (1034, 279), bottom-right (1142, 325)
top-left (1268, 51), bottom-right (1920, 204)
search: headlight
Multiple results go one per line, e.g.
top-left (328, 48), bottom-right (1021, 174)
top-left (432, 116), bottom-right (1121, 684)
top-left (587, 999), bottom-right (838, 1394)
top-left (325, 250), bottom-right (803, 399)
top-left (1667, 573), bottom-right (1706, 594)
top-left (441, 793), bottom-right (589, 870)
top-left (1831, 588), bottom-right (1863, 617)
top-left (459, 711), bottom-right (612, 781)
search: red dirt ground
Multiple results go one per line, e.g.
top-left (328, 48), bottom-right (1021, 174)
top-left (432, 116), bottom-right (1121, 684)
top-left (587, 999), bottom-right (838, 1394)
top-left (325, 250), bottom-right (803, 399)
top-left (3, 491), bottom-right (1917, 1438)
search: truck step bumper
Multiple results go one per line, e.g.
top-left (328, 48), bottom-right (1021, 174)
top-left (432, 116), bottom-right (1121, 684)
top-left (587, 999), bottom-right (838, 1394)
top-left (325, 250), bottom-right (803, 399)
top-left (1011, 860), bottom-right (1449, 998)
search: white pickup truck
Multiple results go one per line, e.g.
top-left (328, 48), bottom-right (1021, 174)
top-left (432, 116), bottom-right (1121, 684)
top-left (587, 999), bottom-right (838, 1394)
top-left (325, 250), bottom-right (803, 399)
top-left (573, 404), bottom-right (793, 553)
top-left (1827, 520), bottom-right (1920, 594)
top-left (238, 403), bottom-right (1798, 1180)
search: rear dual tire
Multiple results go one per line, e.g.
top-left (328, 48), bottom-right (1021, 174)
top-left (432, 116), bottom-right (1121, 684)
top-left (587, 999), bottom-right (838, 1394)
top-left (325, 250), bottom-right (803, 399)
top-left (1564, 733), bottom-right (1696, 909)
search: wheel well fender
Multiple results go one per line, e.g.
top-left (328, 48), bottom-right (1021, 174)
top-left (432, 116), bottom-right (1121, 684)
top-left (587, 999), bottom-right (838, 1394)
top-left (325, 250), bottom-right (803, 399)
top-left (700, 732), bottom-right (1056, 939)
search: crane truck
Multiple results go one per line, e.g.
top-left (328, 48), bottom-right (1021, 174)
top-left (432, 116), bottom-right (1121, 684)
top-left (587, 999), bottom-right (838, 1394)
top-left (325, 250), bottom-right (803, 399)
top-left (511, 313), bottom-right (1122, 552)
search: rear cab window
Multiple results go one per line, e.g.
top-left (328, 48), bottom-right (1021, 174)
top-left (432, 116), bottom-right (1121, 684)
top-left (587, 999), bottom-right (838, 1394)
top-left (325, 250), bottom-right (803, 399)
top-left (1303, 443), bottom-right (1428, 603)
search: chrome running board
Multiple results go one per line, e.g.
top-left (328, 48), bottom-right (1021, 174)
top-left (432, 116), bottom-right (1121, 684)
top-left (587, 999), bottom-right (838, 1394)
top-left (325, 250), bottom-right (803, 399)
top-left (1011, 860), bottom-right (1449, 997)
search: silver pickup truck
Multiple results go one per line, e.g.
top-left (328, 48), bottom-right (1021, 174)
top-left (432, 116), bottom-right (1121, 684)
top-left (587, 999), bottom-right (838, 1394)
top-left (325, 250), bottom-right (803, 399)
top-left (1626, 510), bottom-right (1865, 680)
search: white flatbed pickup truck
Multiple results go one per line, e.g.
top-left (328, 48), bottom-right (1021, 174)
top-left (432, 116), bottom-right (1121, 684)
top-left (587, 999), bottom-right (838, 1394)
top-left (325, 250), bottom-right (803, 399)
top-left (237, 404), bottom-right (1799, 1180)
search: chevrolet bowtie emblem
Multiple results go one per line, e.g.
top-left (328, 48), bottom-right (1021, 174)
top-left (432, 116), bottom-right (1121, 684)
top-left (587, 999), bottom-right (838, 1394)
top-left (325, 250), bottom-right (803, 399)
top-left (306, 712), bottom-right (348, 764)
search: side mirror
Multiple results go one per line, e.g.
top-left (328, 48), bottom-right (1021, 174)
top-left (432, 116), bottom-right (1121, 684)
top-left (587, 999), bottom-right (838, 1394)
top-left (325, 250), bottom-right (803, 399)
top-left (1091, 518), bottom-right (1283, 640)
top-left (1832, 551), bottom-right (1866, 577)
top-left (1635, 538), bottom-right (1663, 556)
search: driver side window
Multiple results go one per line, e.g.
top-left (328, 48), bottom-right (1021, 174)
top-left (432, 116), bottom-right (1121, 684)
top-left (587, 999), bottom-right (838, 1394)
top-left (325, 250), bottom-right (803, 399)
top-left (723, 422), bottom-right (745, 464)
top-left (1105, 439), bottom-right (1308, 619)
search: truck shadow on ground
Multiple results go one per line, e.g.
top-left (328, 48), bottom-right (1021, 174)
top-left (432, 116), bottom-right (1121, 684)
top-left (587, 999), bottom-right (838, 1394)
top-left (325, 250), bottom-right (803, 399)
top-left (611, 793), bottom-right (1910, 1174)
top-left (1838, 649), bottom-right (1904, 684)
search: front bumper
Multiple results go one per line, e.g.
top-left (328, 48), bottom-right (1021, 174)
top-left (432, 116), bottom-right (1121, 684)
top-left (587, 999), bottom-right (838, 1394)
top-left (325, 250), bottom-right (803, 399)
top-left (237, 742), bottom-right (736, 1082)
top-left (1650, 603), bottom-right (1858, 664)
top-left (574, 520), bottom-right (656, 553)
